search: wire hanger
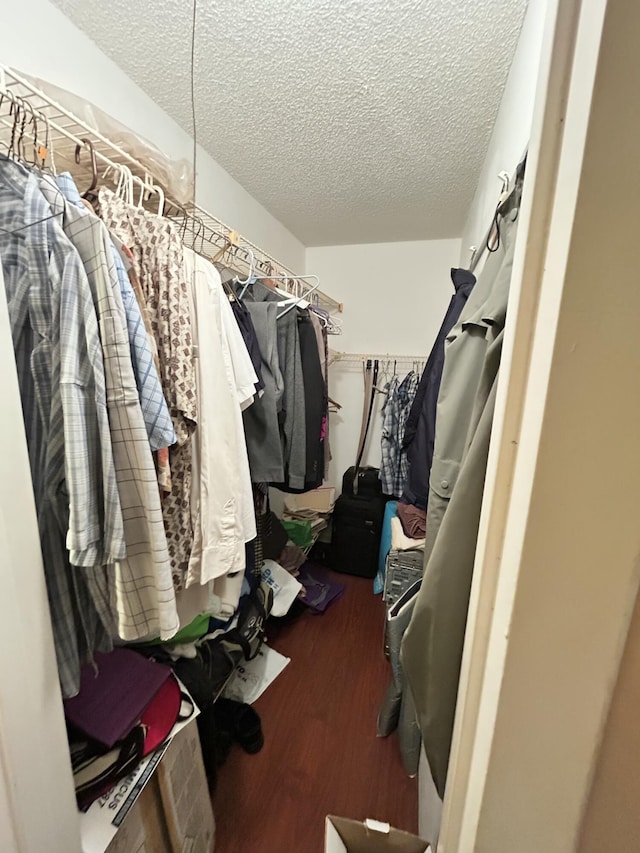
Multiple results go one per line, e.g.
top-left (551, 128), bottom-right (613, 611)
top-left (75, 138), bottom-right (98, 199)
top-left (34, 105), bottom-right (53, 172)
top-left (0, 137), bottom-right (63, 236)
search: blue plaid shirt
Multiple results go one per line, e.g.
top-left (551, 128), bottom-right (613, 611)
top-left (380, 370), bottom-right (420, 497)
top-left (0, 159), bottom-right (120, 696)
top-left (56, 174), bottom-right (176, 452)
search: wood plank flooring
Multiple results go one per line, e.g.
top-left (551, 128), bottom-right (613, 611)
top-left (213, 571), bottom-right (418, 852)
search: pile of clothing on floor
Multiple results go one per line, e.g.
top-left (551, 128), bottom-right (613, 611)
top-left (63, 496), bottom-right (347, 806)
top-left (163, 510), bottom-right (345, 785)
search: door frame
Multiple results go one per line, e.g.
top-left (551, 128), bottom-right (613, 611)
top-left (439, 0), bottom-right (640, 848)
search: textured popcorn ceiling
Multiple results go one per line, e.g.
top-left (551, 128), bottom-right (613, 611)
top-left (51, 0), bottom-right (528, 246)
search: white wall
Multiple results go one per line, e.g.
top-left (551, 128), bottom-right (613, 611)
top-left (306, 238), bottom-right (461, 491)
top-left (460, 0), bottom-right (549, 262)
top-left (0, 282), bottom-right (81, 852)
top-left (0, 0), bottom-right (305, 272)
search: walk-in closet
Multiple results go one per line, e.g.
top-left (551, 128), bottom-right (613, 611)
top-left (1, 0), bottom-right (639, 851)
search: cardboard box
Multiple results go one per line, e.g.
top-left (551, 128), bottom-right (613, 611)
top-left (104, 722), bottom-right (215, 853)
top-left (284, 487), bottom-right (336, 514)
top-left (325, 817), bottom-right (431, 853)
top-left (105, 781), bottom-right (171, 853)
top-left (156, 717), bottom-right (216, 853)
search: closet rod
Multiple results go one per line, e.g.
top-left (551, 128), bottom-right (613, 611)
top-left (331, 351), bottom-right (426, 363)
top-left (166, 201), bottom-right (344, 314)
top-left (0, 65), bottom-right (342, 315)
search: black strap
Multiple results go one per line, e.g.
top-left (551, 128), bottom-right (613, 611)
top-left (353, 358), bottom-right (379, 494)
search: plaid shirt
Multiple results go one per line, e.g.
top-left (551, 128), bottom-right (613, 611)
top-left (99, 188), bottom-right (197, 589)
top-left (56, 174), bottom-right (176, 453)
top-left (380, 370), bottom-right (420, 497)
top-left (39, 177), bottom-right (179, 644)
top-left (0, 159), bottom-right (121, 696)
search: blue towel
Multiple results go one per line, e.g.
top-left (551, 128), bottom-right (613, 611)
top-left (374, 500), bottom-right (398, 594)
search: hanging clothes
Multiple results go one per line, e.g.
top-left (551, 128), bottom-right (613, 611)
top-left (39, 175), bottom-right (179, 644)
top-left (275, 308), bottom-right (307, 490)
top-left (230, 298), bottom-right (265, 397)
top-left (245, 285), bottom-right (307, 491)
top-left (113, 235), bottom-right (174, 494)
top-left (379, 369), bottom-right (420, 497)
top-left (297, 310), bottom-right (325, 491)
top-left (309, 310), bottom-right (331, 479)
top-left (55, 173), bottom-right (177, 456)
top-left (242, 301), bottom-right (286, 483)
top-left (0, 158), bottom-right (120, 696)
top-left (97, 187), bottom-right (198, 588)
top-left (380, 374), bottom-right (400, 494)
top-left (183, 248), bottom-right (255, 593)
top-left (401, 178), bottom-right (522, 797)
top-left (401, 268), bottom-right (476, 510)
top-left (216, 275), bottom-right (259, 547)
top-left (0, 154), bottom-right (277, 697)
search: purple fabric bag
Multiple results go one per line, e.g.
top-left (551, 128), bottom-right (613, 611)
top-left (298, 562), bottom-right (345, 613)
top-left (63, 648), bottom-right (171, 748)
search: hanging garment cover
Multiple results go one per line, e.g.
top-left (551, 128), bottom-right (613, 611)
top-left (242, 301), bottom-right (286, 482)
top-left (0, 159), bottom-right (121, 696)
top-left (183, 248), bottom-right (254, 589)
top-left (401, 268), bottom-right (476, 510)
top-left (401, 185), bottom-right (521, 797)
top-left (39, 175), bottom-right (180, 643)
top-left (98, 188), bottom-right (198, 588)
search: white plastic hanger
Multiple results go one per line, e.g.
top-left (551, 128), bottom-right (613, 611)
top-left (234, 245), bottom-right (256, 287)
top-left (251, 273), bottom-right (321, 312)
top-left (138, 175), bottom-right (165, 216)
top-left (276, 277), bottom-right (321, 318)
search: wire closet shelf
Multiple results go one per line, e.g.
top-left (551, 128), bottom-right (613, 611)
top-left (0, 65), bottom-right (342, 316)
top-left (330, 351), bottom-right (427, 363)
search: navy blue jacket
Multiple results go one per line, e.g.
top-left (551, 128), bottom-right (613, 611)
top-left (401, 268), bottom-right (476, 509)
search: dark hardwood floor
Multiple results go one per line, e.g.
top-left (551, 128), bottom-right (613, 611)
top-left (213, 571), bottom-right (419, 852)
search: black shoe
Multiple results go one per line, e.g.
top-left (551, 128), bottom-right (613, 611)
top-left (214, 697), bottom-right (264, 754)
